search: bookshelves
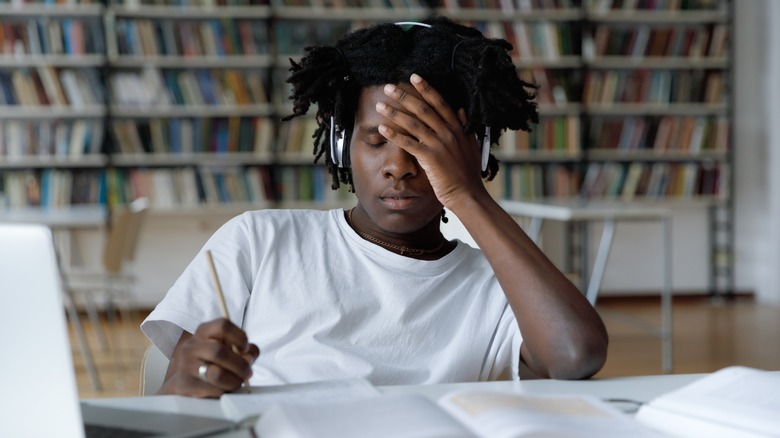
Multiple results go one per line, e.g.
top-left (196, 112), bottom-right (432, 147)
top-left (103, 0), bottom-right (277, 214)
top-left (577, 0), bottom-right (734, 296)
top-left (0, 0), bottom-right (735, 293)
top-left (0, 1), bottom-right (107, 209)
top-left (435, 0), bottom-right (733, 295)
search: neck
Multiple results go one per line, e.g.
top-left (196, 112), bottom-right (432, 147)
top-left (345, 208), bottom-right (452, 259)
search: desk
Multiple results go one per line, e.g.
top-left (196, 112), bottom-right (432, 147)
top-left (499, 198), bottom-right (673, 373)
top-left (0, 205), bottom-right (107, 391)
top-left (0, 205), bottom-right (107, 266)
top-left (0, 205), bottom-right (107, 227)
top-left (85, 373), bottom-right (708, 437)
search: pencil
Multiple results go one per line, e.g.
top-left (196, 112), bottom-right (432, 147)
top-left (205, 250), bottom-right (251, 393)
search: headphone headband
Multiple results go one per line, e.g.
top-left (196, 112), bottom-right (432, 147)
top-left (394, 21), bottom-right (432, 29)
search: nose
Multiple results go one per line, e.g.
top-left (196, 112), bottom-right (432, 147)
top-left (382, 142), bottom-right (419, 180)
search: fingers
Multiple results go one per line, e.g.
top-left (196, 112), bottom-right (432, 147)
top-left (192, 319), bottom-right (255, 386)
top-left (195, 317), bottom-right (251, 352)
top-left (375, 102), bottom-right (427, 157)
top-left (409, 73), bottom-right (461, 128)
top-left (378, 75), bottom-right (475, 153)
top-left (163, 319), bottom-right (258, 398)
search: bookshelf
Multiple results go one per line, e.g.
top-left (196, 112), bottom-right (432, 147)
top-left (0, 0), bottom-right (735, 294)
top-left (434, 0), bottom-right (733, 295)
top-left (0, 1), bottom-right (107, 209)
top-left (580, 0), bottom-right (734, 296)
top-left (103, 0), bottom-right (276, 213)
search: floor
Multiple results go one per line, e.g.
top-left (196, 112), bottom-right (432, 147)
top-left (70, 296), bottom-right (780, 399)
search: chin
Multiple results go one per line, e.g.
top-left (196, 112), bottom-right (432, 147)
top-left (373, 210), bottom-right (439, 234)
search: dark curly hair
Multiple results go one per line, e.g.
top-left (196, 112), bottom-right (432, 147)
top-left (284, 16), bottom-right (539, 191)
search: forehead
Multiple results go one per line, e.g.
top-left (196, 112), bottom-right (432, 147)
top-left (355, 83), bottom-right (423, 126)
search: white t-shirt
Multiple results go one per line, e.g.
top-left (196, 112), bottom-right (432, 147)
top-left (141, 209), bottom-right (522, 385)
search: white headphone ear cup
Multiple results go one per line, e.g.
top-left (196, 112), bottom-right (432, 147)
top-left (481, 127), bottom-right (491, 172)
top-left (336, 133), bottom-right (345, 168)
top-left (330, 116), bottom-right (344, 167)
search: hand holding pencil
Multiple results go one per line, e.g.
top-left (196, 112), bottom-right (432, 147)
top-left (205, 250), bottom-right (253, 393)
top-left (155, 252), bottom-right (259, 398)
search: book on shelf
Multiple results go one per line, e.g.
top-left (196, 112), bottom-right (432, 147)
top-left (620, 161), bottom-right (646, 201)
top-left (635, 366), bottom-right (780, 438)
top-left (253, 387), bottom-right (660, 438)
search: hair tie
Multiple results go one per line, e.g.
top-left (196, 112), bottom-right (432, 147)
top-left (450, 39), bottom-right (466, 71)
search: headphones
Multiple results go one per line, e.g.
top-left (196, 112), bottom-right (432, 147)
top-left (480, 127), bottom-right (491, 172)
top-left (329, 116), bottom-right (347, 168)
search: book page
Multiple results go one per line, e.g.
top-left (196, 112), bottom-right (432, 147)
top-left (438, 390), bottom-right (661, 438)
top-left (220, 378), bottom-right (380, 421)
top-left (638, 366), bottom-right (780, 436)
top-left (253, 394), bottom-right (475, 438)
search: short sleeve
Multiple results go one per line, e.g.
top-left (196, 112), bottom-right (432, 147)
top-left (140, 212), bottom-right (257, 358)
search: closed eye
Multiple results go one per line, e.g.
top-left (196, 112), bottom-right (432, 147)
top-left (363, 135), bottom-right (387, 148)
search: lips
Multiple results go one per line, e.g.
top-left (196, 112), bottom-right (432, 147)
top-left (380, 192), bottom-right (419, 210)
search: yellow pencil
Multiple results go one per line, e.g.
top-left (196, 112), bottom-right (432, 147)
top-left (205, 250), bottom-right (251, 393)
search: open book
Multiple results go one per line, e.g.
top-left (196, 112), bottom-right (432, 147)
top-left (220, 378), bottom-right (381, 422)
top-left (635, 366), bottom-right (780, 438)
top-left (253, 389), bottom-right (661, 438)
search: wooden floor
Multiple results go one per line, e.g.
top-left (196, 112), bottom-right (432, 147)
top-left (70, 296), bottom-right (780, 399)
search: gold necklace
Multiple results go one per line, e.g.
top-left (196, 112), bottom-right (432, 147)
top-left (346, 209), bottom-right (448, 256)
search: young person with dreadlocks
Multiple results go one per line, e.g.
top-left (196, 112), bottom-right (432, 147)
top-left (141, 16), bottom-right (608, 398)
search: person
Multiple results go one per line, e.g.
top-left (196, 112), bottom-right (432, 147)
top-left (141, 16), bottom-right (608, 398)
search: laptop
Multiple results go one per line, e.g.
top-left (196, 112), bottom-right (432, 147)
top-left (0, 223), bottom-right (236, 437)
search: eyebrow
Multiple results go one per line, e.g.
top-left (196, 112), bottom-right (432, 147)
top-left (356, 125), bottom-right (381, 134)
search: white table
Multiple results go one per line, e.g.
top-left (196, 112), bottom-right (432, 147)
top-left (0, 205), bottom-right (108, 391)
top-left (499, 198), bottom-right (673, 373)
top-left (0, 205), bottom-right (107, 227)
top-left (0, 205), bottom-right (107, 266)
top-left (86, 373), bottom-right (709, 437)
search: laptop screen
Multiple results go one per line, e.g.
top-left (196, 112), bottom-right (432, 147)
top-left (0, 223), bottom-right (85, 437)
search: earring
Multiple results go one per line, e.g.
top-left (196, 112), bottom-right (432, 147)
top-left (441, 209), bottom-right (449, 224)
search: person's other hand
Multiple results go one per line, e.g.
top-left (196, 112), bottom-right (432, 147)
top-left (376, 73), bottom-right (489, 210)
top-left (159, 318), bottom-right (259, 398)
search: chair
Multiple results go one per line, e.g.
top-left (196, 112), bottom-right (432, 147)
top-left (62, 198), bottom-right (150, 387)
top-left (140, 343), bottom-right (169, 396)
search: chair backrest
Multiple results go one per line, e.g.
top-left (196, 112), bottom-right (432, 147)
top-left (139, 343), bottom-right (169, 396)
top-left (102, 197), bottom-right (149, 274)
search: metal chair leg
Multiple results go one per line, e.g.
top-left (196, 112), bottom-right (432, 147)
top-left (586, 219), bottom-right (616, 306)
top-left (62, 289), bottom-right (102, 392)
top-left (661, 217), bottom-right (674, 374)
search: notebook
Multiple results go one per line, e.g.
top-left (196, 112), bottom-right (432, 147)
top-left (0, 223), bottom-right (236, 437)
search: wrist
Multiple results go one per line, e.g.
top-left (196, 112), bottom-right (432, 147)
top-left (443, 185), bottom-right (494, 217)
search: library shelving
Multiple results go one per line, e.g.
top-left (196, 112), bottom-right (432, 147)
top-left (433, 0), bottom-right (734, 295)
top-left (0, 0), bottom-right (735, 293)
top-left (102, 0), bottom-right (277, 213)
top-left (581, 0), bottom-right (734, 296)
top-left (0, 1), bottom-right (107, 209)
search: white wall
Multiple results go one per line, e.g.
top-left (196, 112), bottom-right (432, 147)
top-left (73, 2), bottom-right (780, 306)
top-left (733, 1), bottom-right (780, 303)
top-left (71, 213), bottom-right (233, 307)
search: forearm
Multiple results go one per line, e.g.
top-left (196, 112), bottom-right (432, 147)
top-left (449, 192), bottom-right (608, 379)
